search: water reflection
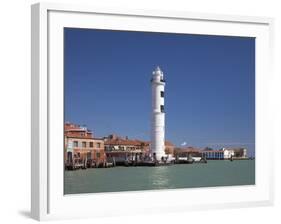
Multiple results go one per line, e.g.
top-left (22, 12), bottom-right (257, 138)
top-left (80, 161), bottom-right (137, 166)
top-left (65, 161), bottom-right (255, 194)
top-left (149, 166), bottom-right (172, 188)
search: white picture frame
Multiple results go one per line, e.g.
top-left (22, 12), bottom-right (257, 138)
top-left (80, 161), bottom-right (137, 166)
top-left (31, 2), bottom-right (274, 221)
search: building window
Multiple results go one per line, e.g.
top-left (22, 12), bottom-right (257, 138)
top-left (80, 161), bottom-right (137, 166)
top-left (89, 142), bottom-right (93, 148)
top-left (96, 152), bottom-right (100, 158)
top-left (160, 91), bottom-right (164, 98)
top-left (97, 142), bottom-right (101, 148)
top-left (73, 141), bottom-right (78, 147)
top-left (160, 105), bottom-right (164, 113)
top-left (86, 152), bottom-right (92, 160)
top-left (67, 152), bottom-right (72, 163)
top-left (82, 142), bottom-right (87, 148)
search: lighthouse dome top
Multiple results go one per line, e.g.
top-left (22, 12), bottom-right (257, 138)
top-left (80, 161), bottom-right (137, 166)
top-left (153, 66), bottom-right (163, 76)
top-left (155, 66), bottom-right (161, 72)
top-left (151, 66), bottom-right (165, 84)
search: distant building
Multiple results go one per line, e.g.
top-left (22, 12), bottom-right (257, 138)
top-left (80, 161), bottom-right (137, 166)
top-left (202, 149), bottom-right (224, 160)
top-left (222, 148), bottom-right (247, 159)
top-left (164, 141), bottom-right (175, 155)
top-left (104, 134), bottom-right (150, 153)
top-left (174, 147), bottom-right (202, 158)
top-left (104, 134), bottom-right (175, 164)
top-left (202, 147), bottom-right (247, 160)
top-left (173, 147), bottom-right (247, 160)
top-left (65, 122), bottom-right (93, 138)
top-left (103, 135), bottom-right (148, 165)
top-left (64, 122), bottom-right (106, 167)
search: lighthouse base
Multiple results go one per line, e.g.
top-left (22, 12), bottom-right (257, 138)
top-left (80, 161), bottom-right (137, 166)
top-left (150, 151), bottom-right (168, 162)
top-left (155, 153), bottom-right (167, 162)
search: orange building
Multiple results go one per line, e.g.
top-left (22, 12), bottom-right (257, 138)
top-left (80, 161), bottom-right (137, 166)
top-left (104, 134), bottom-right (175, 164)
top-left (164, 141), bottom-right (175, 155)
top-left (174, 146), bottom-right (202, 157)
top-left (64, 122), bottom-right (106, 168)
top-left (104, 134), bottom-right (174, 154)
top-left (104, 134), bottom-right (150, 165)
top-left (104, 134), bottom-right (149, 153)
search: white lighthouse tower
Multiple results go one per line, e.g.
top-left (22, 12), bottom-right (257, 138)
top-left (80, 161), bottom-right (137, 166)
top-left (151, 66), bottom-right (166, 161)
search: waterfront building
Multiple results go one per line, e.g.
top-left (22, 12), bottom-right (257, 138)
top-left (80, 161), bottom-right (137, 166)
top-left (104, 134), bottom-right (175, 165)
top-left (64, 122), bottom-right (106, 167)
top-left (65, 122), bottom-right (93, 138)
top-left (164, 141), bottom-right (175, 155)
top-left (201, 150), bottom-right (224, 160)
top-left (174, 147), bottom-right (202, 158)
top-left (201, 148), bottom-right (247, 160)
top-left (104, 134), bottom-right (150, 165)
top-left (222, 148), bottom-right (247, 159)
top-left (151, 66), bottom-right (166, 161)
top-left (104, 134), bottom-right (149, 153)
top-left (164, 145), bottom-right (248, 160)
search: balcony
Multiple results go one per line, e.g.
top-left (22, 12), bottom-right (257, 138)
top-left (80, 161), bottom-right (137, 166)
top-left (150, 78), bottom-right (166, 83)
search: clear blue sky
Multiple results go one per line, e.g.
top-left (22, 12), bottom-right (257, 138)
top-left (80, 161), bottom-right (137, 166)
top-left (64, 28), bottom-right (255, 155)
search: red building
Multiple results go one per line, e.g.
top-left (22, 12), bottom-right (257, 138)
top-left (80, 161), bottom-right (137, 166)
top-left (64, 122), bottom-right (106, 168)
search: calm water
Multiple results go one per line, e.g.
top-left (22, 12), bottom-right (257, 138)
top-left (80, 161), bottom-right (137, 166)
top-left (64, 160), bottom-right (255, 194)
